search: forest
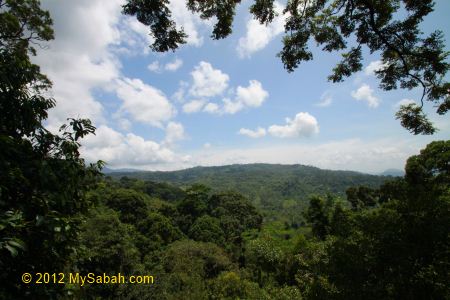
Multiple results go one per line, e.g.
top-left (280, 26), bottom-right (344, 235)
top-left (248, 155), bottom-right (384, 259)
top-left (3, 140), bottom-right (449, 299)
top-left (1, 0), bottom-right (449, 299)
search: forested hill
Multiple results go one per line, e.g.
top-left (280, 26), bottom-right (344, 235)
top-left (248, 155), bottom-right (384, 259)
top-left (107, 164), bottom-right (388, 207)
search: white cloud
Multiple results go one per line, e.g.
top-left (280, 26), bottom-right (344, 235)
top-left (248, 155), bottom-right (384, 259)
top-left (395, 98), bottom-right (416, 108)
top-left (35, 0), bottom-right (124, 129)
top-left (148, 58), bottom-right (183, 73)
top-left (82, 125), bottom-right (184, 169)
top-left (238, 127), bottom-right (267, 138)
top-left (351, 84), bottom-right (381, 108)
top-left (33, 0), bottom-right (195, 171)
top-left (168, 0), bottom-right (208, 47)
top-left (203, 102), bottom-right (220, 114)
top-left (190, 61), bottom-right (229, 97)
top-left (148, 61), bottom-right (161, 72)
top-left (189, 138), bottom-right (427, 174)
top-left (165, 58), bottom-right (183, 71)
top-left (181, 64), bottom-right (268, 115)
top-left (118, 0), bottom-right (211, 54)
top-left (116, 78), bottom-right (176, 127)
top-left (183, 99), bottom-right (206, 113)
top-left (164, 122), bottom-right (185, 145)
top-left (172, 81), bottom-right (188, 102)
top-left (316, 92), bottom-right (333, 107)
top-left (268, 112), bottom-right (319, 138)
top-left (364, 60), bottom-right (387, 75)
top-left (237, 1), bottom-right (286, 58)
top-left (222, 98), bottom-right (244, 114)
top-left (118, 118), bottom-right (132, 131)
top-left (235, 80), bottom-right (269, 107)
top-left (219, 80), bottom-right (269, 114)
top-left (117, 17), bottom-right (154, 55)
top-left (83, 128), bottom-right (434, 174)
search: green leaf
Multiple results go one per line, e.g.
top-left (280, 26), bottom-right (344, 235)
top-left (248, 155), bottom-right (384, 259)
top-left (5, 244), bottom-right (18, 257)
top-left (8, 240), bottom-right (25, 249)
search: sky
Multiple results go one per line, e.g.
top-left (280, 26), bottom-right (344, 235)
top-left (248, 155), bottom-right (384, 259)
top-left (34, 0), bottom-right (450, 174)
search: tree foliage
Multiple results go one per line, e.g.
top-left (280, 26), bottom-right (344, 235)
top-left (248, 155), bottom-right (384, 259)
top-left (0, 1), bottom-right (102, 298)
top-left (123, 0), bottom-right (450, 134)
top-left (122, 0), bottom-right (187, 52)
top-left (303, 140), bottom-right (450, 299)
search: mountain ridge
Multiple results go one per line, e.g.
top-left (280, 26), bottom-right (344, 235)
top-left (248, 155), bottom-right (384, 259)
top-left (106, 163), bottom-right (388, 211)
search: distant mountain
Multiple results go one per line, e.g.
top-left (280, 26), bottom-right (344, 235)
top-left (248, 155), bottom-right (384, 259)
top-left (108, 164), bottom-right (389, 209)
top-left (102, 166), bottom-right (142, 174)
top-left (379, 168), bottom-right (405, 177)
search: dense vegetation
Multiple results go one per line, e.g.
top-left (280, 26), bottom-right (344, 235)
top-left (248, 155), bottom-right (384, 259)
top-left (0, 0), bottom-right (102, 298)
top-left (5, 140), bottom-right (449, 299)
top-left (79, 140), bottom-right (448, 299)
top-left (109, 164), bottom-right (387, 221)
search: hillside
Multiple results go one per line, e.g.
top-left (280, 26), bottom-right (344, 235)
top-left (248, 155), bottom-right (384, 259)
top-left (107, 164), bottom-right (388, 210)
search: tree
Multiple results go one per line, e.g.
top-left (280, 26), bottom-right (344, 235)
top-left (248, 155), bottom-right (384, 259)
top-left (304, 196), bottom-right (331, 240)
top-left (209, 192), bottom-right (263, 236)
top-left (153, 240), bottom-right (232, 299)
top-left (189, 215), bottom-right (225, 246)
top-left (245, 237), bottom-right (284, 286)
top-left (105, 188), bottom-right (149, 224)
top-left (123, 0), bottom-right (449, 135)
top-left (136, 212), bottom-right (183, 251)
top-left (345, 186), bottom-right (378, 210)
top-left (305, 140), bottom-right (450, 299)
top-left (0, 1), bottom-right (102, 298)
top-left (176, 184), bottom-right (210, 232)
top-left (76, 208), bottom-right (142, 299)
top-left (208, 271), bottom-right (267, 300)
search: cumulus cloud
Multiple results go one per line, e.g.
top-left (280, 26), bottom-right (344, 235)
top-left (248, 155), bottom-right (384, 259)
top-left (364, 60), bottom-right (387, 75)
top-left (316, 92), bottom-right (333, 107)
top-left (237, 1), bottom-right (286, 58)
top-left (168, 0), bottom-right (209, 47)
top-left (223, 98), bottom-right (244, 114)
top-left (116, 78), bottom-right (176, 127)
top-left (165, 58), bottom-right (183, 71)
top-left (268, 112), bottom-right (319, 138)
top-left (33, 0), bottom-right (193, 171)
top-left (395, 98), bottom-right (416, 108)
top-left (203, 102), bottom-right (220, 114)
top-left (351, 84), bottom-right (381, 108)
top-left (172, 81), bottom-right (189, 102)
top-left (238, 127), bottom-right (267, 138)
top-left (148, 58), bottom-right (183, 73)
top-left (183, 99), bottom-right (206, 113)
top-left (217, 80), bottom-right (269, 114)
top-left (118, 0), bottom-right (210, 54)
top-left (35, 0), bottom-right (123, 129)
top-left (117, 118), bottom-right (132, 131)
top-left (117, 17), bottom-right (154, 55)
top-left (164, 122), bottom-right (185, 145)
top-left (35, 0), bottom-right (211, 128)
top-left (179, 62), bottom-right (268, 115)
top-left (235, 80), bottom-right (269, 107)
top-left (82, 125), bottom-right (184, 169)
top-left (148, 61), bottom-right (161, 72)
top-left (189, 61), bottom-right (230, 97)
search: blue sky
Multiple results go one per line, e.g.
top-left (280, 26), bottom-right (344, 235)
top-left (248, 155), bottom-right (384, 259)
top-left (35, 0), bottom-right (450, 173)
